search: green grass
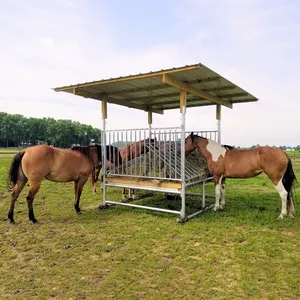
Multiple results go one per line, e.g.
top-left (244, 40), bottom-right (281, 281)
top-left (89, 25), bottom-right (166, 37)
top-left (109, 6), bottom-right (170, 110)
top-left (1, 153), bottom-right (300, 299)
top-left (0, 148), bottom-right (21, 154)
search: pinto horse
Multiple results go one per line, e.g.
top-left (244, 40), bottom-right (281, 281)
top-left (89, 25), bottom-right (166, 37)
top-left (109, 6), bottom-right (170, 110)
top-left (185, 132), bottom-right (296, 219)
top-left (7, 145), bottom-right (101, 223)
top-left (119, 138), bottom-right (156, 200)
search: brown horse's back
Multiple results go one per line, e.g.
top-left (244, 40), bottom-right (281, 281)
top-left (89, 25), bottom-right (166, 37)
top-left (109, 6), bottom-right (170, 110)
top-left (224, 146), bottom-right (288, 179)
top-left (22, 145), bottom-right (93, 183)
top-left (120, 144), bottom-right (135, 162)
top-left (119, 141), bottom-right (147, 162)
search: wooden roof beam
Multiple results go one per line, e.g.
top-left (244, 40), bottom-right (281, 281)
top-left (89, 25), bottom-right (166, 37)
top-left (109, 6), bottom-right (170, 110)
top-left (73, 88), bottom-right (164, 115)
top-left (154, 97), bottom-right (257, 110)
top-left (129, 90), bottom-right (247, 105)
top-left (162, 74), bottom-right (233, 109)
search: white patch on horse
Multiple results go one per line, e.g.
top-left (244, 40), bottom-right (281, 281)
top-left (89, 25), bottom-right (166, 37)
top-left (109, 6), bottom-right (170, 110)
top-left (206, 139), bottom-right (226, 162)
top-left (275, 177), bottom-right (288, 219)
top-left (213, 175), bottom-right (224, 211)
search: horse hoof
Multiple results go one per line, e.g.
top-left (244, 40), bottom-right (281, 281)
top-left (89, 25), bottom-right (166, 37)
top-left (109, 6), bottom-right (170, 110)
top-left (31, 219), bottom-right (38, 224)
top-left (277, 214), bottom-right (286, 220)
top-left (212, 206), bottom-right (219, 212)
top-left (9, 220), bottom-right (15, 224)
top-left (288, 214), bottom-right (295, 219)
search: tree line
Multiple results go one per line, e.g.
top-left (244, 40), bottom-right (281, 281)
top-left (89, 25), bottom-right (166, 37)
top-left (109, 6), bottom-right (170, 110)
top-left (0, 112), bottom-right (101, 148)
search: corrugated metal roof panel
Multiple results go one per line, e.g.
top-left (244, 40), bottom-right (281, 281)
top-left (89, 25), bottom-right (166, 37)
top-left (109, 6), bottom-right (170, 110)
top-left (54, 63), bottom-right (258, 113)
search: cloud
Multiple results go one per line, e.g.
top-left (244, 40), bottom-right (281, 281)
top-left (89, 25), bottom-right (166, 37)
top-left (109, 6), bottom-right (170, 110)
top-left (1, 0), bottom-right (300, 146)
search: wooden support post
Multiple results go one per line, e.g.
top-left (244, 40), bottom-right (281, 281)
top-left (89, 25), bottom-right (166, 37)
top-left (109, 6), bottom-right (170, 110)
top-left (216, 104), bottom-right (221, 120)
top-left (216, 105), bottom-right (221, 143)
top-left (102, 100), bottom-right (107, 119)
top-left (180, 90), bottom-right (187, 113)
top-left (148, 110), bottom-right (152, 125)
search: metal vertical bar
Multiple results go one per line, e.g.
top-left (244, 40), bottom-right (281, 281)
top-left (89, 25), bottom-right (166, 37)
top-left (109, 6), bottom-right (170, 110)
top-left (158, 128), bottom-right (161, 178)
top-left (102, 119), bottom-right (106, 206)
top-left (125, 130), bottom-right (128, 174)
top-left (114, 130), bottom-right (117, 175)
top-left (139, 129), bottom-right (142, 176)
top-left (118, 130), bottom-right (124, 175)
top-left (108, 130), bottom-right (111, 166)
top-left (134, 130), bottom-right (137, 176)
top-left (218, 120), bottom-right (221, 143)
top-left (180, 106), bottom-right (186, 220)
top-left (202, 181), bottom-right (206, 209)
top-left (169, 128), bottom-right (171, 178)
top-left (153, 128), bottom-right (156, 176)
top-left (163, 128), bottom-right (166, 178)
top-left (144, 128), bottom-right (146, 176)
top-left (130, 129), bottom-right (132, 175)
top-left (149, 124), bottom-right (152, 177)
top-left (113, 130), bottom-right (116, 175)
top-left (175, 129), bottom-right (177, 179)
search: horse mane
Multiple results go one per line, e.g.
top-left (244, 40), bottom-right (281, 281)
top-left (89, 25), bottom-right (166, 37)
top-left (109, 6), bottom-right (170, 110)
top-left (144, 138), bottom-right (157, 145)
top-left (92, 144), bottom-right (122, 165)
top-left (191, 134), bottom-right (207, 142)
top-left (223, 144), bottom-right (235, 150)
top-left (71, 145), bottom-right (90, 157)
top-left (190, 133), bottom-right (234, 150)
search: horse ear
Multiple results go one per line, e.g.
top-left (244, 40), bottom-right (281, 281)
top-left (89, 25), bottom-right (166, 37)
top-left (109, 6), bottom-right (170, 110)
top-left (190, 132), bottom-right (194, 141)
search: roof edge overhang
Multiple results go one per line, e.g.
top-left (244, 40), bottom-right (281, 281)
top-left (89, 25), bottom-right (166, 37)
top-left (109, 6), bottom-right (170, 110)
top-left (53, 63), bottom-right (258, 114)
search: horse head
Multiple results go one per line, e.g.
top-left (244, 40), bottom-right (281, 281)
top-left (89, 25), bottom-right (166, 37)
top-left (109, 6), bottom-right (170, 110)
top-left (185, 132), bottom-right (197, 153)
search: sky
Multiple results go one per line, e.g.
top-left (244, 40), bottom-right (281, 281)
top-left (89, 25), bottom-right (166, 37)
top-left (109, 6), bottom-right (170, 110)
top-left (1, 0), bottom-right (300, 147)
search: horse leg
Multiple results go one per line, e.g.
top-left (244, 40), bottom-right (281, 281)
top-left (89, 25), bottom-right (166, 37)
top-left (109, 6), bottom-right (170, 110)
top-left (26, 181), bottom-right (41, 223)
top-left (274, 177), bottom-right (288, 219)
top-left (220, 178), bottom-right (226, 208)
top-left (99, 167), bottom-right (103, 191)
top-left (213, 175), bottom-right (223, 212)
top-left (90, 168), bottom-right (96, 194)
top-left (90, 167), bottom-right (100, 194)
top-left (132, 189), bottom-right (136, 200)
top-left (74, 176), bottom-right (89, 213)
top-left (287, 194), bottom-right (295, 218)
top-left (8, 179), bottom-right (27, 223)
top-left (127, 189), bottom-right (136, 200)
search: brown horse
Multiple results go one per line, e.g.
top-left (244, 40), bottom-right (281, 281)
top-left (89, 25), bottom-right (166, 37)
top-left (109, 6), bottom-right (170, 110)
top-left (119, 138), bottom-right (156, 200)
top-left (85, 145), bottom-right (122, 194)
top-left (185, 132), bottom-right (296, 219)
top-left (7, 145), bottom-right (101, 223)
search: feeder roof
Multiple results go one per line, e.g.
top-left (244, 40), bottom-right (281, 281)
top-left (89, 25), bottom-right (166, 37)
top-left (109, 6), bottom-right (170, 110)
top-left (54, 63), bottom-right (258, 115)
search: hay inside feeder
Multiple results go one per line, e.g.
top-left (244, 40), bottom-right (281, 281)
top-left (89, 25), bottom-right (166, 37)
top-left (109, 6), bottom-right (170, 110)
top-left (108, 141), bottom-right (210, 184)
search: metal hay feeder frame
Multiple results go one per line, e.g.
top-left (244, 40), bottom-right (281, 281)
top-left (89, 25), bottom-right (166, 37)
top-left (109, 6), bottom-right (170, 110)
top-left (54, 63), bottom-right (258, 222)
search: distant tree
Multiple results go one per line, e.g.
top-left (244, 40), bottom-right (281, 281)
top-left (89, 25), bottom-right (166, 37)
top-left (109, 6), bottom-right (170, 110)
top-left (0, 112), bottom-right (101, 148)
top-left (295, 145), bottom-right (300, 151)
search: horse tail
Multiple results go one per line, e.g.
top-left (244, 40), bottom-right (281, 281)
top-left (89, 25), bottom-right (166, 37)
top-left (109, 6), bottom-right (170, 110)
top-left (7, 151), bottom-right (26, 189)
top-left (282, 157), bottom-right (297, 211)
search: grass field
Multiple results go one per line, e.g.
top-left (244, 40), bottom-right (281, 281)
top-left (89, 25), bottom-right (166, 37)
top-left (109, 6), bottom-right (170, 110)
top-left (0, 148), bottom-right (21, 154)
top-left (1, 152), bottom-right (300, 299)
